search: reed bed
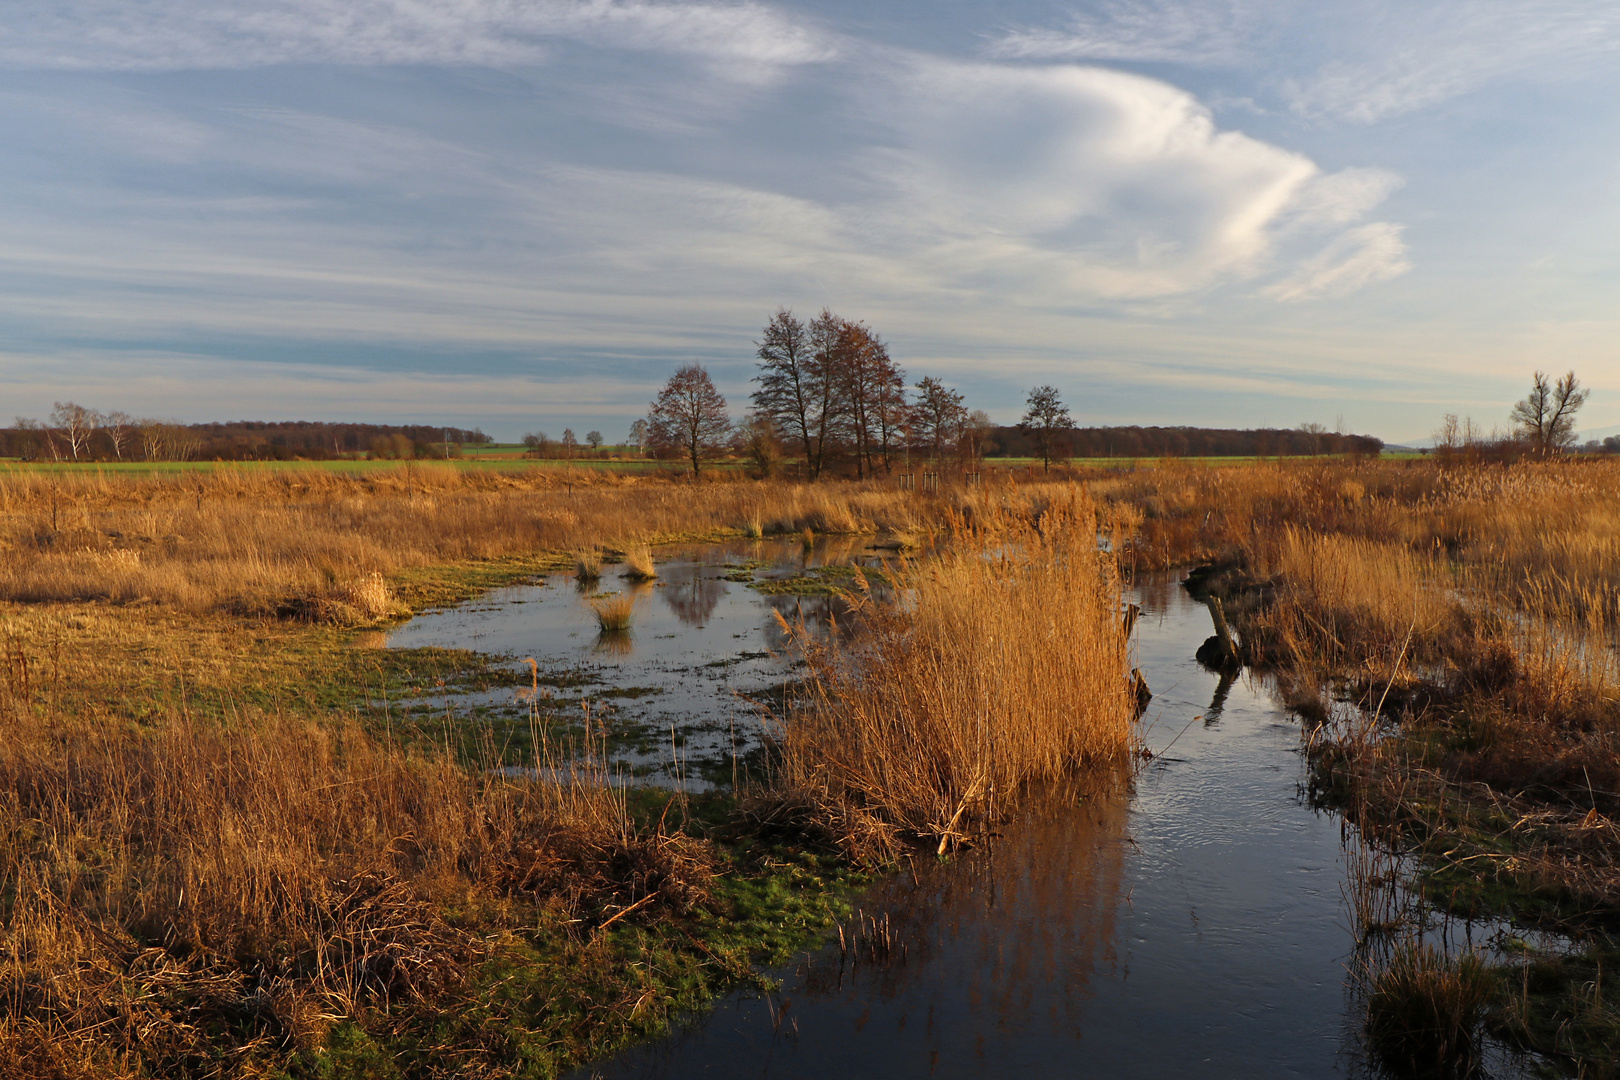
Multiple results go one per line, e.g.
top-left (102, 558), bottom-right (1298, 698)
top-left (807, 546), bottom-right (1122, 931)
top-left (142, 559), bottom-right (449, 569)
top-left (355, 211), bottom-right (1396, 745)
top-left (0, 696), bottom-right (711, 1077)
top-left (773, 490), bottom-right (1134, 860)
top-left (0, 467), bottom-right (947, 616)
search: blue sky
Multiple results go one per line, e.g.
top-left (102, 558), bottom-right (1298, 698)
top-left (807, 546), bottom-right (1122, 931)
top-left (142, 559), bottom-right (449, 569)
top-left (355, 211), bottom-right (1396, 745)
top-left (2, 1), bottom-right (1617, 443)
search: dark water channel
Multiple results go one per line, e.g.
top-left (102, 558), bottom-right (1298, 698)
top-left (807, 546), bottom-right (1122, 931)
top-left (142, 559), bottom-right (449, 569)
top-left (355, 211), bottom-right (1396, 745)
top-left (389, 546), bottom-right (1539, 1079)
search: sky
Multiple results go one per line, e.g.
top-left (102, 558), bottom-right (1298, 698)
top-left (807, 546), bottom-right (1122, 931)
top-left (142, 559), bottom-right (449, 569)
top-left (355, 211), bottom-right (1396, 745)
top-left (1, 1), bottom-right (1617, 444)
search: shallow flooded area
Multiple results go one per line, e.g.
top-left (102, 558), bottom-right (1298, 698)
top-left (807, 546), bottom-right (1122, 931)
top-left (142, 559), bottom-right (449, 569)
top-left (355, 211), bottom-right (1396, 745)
top-left (386, 536), bottom-right (884, 785)
top-left (390, 549), bottom-right (1541, 1079)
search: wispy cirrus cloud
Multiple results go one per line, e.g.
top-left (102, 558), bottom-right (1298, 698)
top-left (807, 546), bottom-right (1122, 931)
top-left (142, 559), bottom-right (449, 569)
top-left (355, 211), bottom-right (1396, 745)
top-left (0, 0), bottom-right (837, 74)
top-left (1261, 222), bottom-right (1409, 301)
top-left (990, 0), bottom-right (1261, 66)
top-left (988, 0), bottom-right (1620, 123)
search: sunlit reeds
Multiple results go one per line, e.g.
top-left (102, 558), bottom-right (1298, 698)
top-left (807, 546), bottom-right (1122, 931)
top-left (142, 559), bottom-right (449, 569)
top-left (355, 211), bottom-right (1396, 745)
top-left (0, 467), bottom-right (956, 616)
top-left (0, 690), bottom-right (705, 1074)
top-left (589, 592), bottom-right (636, 633)
top-left (772, 490), bottom-right (1134, 860)
top-left (621, 544), bottom-right (657, 581)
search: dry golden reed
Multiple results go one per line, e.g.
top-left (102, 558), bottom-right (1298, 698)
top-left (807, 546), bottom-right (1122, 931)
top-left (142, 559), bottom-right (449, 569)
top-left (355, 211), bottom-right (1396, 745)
top-left (620, 543), bottom-right (657, 581)
top-left (0, 467), bottom-right (958, 616)
top-left (774, 488), bottom-right (1135, 859)
top-left (589, 592), bottom-right (636, 633)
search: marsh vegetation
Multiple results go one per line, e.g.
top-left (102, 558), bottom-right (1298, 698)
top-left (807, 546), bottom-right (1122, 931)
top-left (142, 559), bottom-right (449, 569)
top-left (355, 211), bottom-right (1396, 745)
top-left (3, 456), bottom-right (1616, 1077)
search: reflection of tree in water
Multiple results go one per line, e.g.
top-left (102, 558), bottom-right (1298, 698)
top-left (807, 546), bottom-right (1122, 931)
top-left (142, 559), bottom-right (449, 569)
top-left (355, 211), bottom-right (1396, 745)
top-left (796, 768), bottom-right (1131, 1020)
top-left (661, 563), bottom-right (726, 627)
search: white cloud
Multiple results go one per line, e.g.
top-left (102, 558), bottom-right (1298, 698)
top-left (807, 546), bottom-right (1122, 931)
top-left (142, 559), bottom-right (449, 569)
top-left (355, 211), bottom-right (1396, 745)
top-left (1261, 222), bottom-right (1409, 301)
top-left (856, 59), bottom-right (1397, 301)
top-left (0, 0), bottom-right (836, 74)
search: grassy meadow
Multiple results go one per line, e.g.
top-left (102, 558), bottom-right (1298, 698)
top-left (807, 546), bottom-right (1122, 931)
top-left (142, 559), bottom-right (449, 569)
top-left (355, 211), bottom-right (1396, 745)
top-left (0, 467), bottom-right (1137, 1078)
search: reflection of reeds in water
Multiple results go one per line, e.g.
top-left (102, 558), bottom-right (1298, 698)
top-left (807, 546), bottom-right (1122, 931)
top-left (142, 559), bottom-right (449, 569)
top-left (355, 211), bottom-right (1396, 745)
top-left (799, 771), bottom-right (1129, 1010)
top-left (775, 490), bottom-right (1134, 860)
top-left (621, 544), bottom-right (657, 581)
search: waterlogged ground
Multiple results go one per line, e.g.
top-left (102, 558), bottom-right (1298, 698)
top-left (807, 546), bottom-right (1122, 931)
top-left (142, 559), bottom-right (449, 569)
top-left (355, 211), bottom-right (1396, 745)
top-left (386, 537), bottom-right (882, 786)
top-left (391, 549), bottom-right (1544, 1078)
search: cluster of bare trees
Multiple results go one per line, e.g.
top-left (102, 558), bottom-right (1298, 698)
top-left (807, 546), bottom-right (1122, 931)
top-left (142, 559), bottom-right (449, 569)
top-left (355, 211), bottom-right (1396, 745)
top-left (521, 428), bottom-right (607, 459)
top-left (1429, 370), bottom-right (1593, 460)
top-left (6, 403), bottom-right (202, 462)
top-left (748, 308), bottom-right (990, 479)
top-left (635, 309), bottom-right (1066, 478)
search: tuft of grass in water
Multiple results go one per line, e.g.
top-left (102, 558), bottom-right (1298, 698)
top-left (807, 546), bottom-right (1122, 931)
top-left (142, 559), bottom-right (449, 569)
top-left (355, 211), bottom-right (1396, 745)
top-left (1364, 943), bottom-right (1498, 1075)
top-left (799, 527), bottom-right (815, 551)
top-left (742, 517), bottom-right (764, 540)
top-left (590, 592), bottom-right (636, 633)
top-left (621, 544), bottom-right (657, 581)
top-left (575, 549), bottom-right (603, 582)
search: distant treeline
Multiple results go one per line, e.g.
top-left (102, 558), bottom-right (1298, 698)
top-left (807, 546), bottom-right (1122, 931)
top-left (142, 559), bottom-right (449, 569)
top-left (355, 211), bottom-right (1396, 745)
top-left (987, 425), bottom-right (1384, 459)
top-left (2, 408), bottom-right (492, 462)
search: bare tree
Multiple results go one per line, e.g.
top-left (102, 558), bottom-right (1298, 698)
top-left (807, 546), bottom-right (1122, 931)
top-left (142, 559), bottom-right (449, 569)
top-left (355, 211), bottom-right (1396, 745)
top-left (963, 409), bottom-right (996, 463)
top-left (1298, 421), bottom-right (1327, 455)
top-left (753, 309), bottom-right (819, 476)
top-left (829, 319), bottom-right (902, 479)
top-left (626, 419), bottom-right (648, 454)
top-left (560, 429), bottom-right (578, 458)
top-left (12, 417), bottom-right (43, 460)
top-left (102, 410), bottom-right (133, 460)
top-left (1511, 370), bottom-right (1588, 456)
top-left (647, 364), bottom-right (731, 476)
top-left (1019, 385), bottom-right (1073, 470)
top-left (912, 376), bottom-right (966, 464)
top-left (50, 401), bottom-right (97, 461)
top-left (138, 420), bottom-right (167, 462)
top-left (734, 411), bottom-right (783, 477)
top-left (522, 431), bottom-right (552, 458)
top-left (585, 430), bottom-right (604, 452)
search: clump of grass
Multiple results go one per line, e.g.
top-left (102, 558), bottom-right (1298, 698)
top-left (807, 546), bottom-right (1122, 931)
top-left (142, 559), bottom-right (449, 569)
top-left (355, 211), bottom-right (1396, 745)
top-left (774, 491), bottom-right (1134, 861)
top-left (742, 517), bottom-right (764, 539)
top-left (575, 549), bottom-right (603, 583)
top-left (590, 592), bottom-right (636, 633)
top-left (1364, 943), bottom-right (1498, 1075)
top-left (622, 544), bottom-right (657, 581)
top-left (799, 527), bottom-right (815, 551)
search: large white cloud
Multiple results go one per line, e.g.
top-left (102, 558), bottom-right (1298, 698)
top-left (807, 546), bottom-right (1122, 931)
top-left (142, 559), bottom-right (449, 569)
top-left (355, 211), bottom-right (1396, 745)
top-left (851, 59), bottom-right (1403, 301)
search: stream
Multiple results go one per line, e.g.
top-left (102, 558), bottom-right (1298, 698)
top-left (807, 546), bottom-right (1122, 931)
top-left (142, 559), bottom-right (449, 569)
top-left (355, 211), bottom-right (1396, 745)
top-left (387, 543), bottom-right (1541, 1079)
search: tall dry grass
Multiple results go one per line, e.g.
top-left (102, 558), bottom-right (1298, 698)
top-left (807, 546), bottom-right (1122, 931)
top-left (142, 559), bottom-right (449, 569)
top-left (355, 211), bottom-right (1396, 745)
top-left (0, 467), bottom-right (973, 617)
top-left (0, 695), bottom-right (710, 1076)
top-left (772, 490), bottom-right (1135, 860)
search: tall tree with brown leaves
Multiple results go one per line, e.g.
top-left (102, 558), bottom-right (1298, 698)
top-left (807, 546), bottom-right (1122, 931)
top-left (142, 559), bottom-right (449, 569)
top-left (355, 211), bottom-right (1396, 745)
top-left (648, 364), bottom-right (731, 476)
